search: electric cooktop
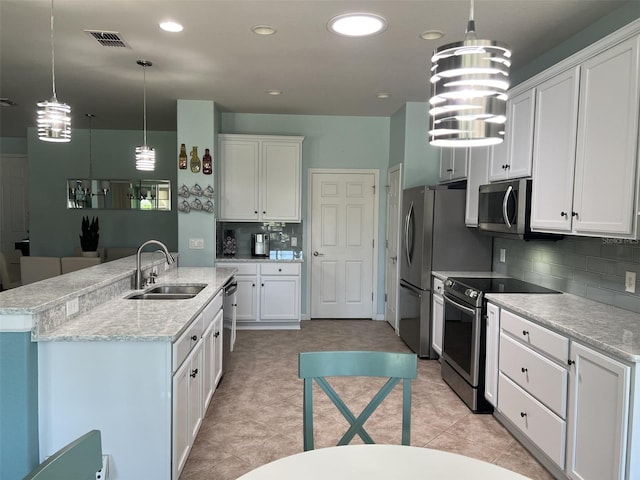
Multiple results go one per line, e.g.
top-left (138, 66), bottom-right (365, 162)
top-left (449, 277), bottom-right (560, 294)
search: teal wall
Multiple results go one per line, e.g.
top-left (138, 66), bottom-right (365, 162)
top-left (512, 1), bottom-right (640, 86)
top-left (221, 113), bottom-right (390, 316)
top-left (0, 332), bottom-right (39, 480)
top-left (27, 128), bottom-right (178, 257)
top-left (0, 137), bottom-right (27, 154)
top-left (176, 100), bottom-right (218, 267)
top-left (389, 104), bottom-right (407, 169)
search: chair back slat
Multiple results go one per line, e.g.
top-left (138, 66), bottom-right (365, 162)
top-left (24, 430), bottom-right (102, 480)
top-left (299, 351), bottom-right (417, 451)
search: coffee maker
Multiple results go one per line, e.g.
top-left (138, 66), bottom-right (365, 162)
top-left (251, 233), bottom-right (269, 257)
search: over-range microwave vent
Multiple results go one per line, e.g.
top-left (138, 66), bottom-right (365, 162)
top-left (84, 30), bottom-right (129, 48)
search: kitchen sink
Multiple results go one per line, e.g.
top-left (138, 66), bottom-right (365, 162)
top-left (126, 284), bottom-right (207, 300)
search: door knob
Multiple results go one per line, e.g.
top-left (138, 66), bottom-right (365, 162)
top-left (313, 251), bottom-right (324, 256)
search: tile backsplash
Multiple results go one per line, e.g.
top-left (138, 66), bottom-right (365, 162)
top-left (493, 236), bottom-right (640, 314)
top-left (216, 221), bottom-right (303, 257)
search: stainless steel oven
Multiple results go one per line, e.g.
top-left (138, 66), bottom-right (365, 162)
top-left (441, 276), bottom-right (560, 413)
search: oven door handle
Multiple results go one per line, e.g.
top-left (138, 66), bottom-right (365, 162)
top-left (443, 292), bottom-right (477, 316)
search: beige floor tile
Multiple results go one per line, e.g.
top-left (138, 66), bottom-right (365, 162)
top-left (179, 320), bottom-right (552, 480)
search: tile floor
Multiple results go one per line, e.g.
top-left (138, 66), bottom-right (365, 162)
top-left (180, 320), bottom-right (554, 480)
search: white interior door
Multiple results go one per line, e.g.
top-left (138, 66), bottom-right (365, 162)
top-left (385, 164), bottom-right (402, 332)
top-left (310, 170), bottom-right (377, 318)
top-left (0, 154), bottom-right (29, 252)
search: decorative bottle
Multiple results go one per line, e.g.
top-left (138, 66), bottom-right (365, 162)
top-left (190, 146), bottom-right (201, 173)
top-left (178, 143), bottom-right (187, 169)
top-left (202, 148), bottom-right (212, 175)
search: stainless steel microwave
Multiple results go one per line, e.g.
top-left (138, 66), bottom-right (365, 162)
top-left (477, 179), bottom-right (533, 238)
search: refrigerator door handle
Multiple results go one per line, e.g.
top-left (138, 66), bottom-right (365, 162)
top-left (404, 201), bottom-right (414, 267)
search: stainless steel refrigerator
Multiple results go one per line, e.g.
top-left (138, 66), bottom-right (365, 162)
top-left (399, 185), bottom-right (492, 358)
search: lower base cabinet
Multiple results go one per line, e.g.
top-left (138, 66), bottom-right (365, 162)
top-left (431, 277), bottom-right (444, 356)
top-left (223, 262), bottom-right (301, 329)
top-left (567, 341), bottom-right (630, 480)
top-left (486, 302), bottom-right (637, 480)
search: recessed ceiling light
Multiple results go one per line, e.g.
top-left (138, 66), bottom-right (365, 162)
top-left (159, 21), bottom-right (183, 33)
top-left (377, 93), bottom-right (391, 99)
top-left (266, 89), bottom-right (282, 96)
top-left (252, 24), bottom-right (277, 36)
top-left (420, 30), bottom-right (444, 40)
top-left (328, 13), bottom-right (387, 37)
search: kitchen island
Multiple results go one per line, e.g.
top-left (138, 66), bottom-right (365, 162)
top-left (0, 255), bottom-right (235, 480)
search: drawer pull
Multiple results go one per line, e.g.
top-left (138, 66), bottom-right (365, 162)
top-left (214, 331), bottom-right (220, 338)
top-left (520, 412), bottom-right (527, 418)
top-left (190, 368), bottom-right (198, 378)
top-left (522, 330), bottom-right (529, 336)
top-left (191, 335), bottom-right (198, 341)
top-left (521, 367), bottom-right (528, 373)
top-left (568, 359), bottom-right (575, 366)
top-left (278, 268), bottom-right (282, 272)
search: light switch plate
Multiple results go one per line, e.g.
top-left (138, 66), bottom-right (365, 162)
top-left (291, 236), bottom-right (297, 247)
top-left (625, 271), bottom-right (636, 293)
top-left (189, 238), bottom-right (204, 249)
top-left (66, 298), bottom-right (79, 317)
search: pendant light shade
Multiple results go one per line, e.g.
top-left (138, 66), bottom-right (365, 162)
top-left (135, 60), bottom-right (155, 171)
top-left (428, 0), bottom-right (511, 147)
top-left (38, 0), bottom-right (71, 142)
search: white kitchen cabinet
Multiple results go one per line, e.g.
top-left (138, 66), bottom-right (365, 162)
top-left (222, 262), bottom-right (301, 329)
top-left (531, 36), bottom-right (640, 238)
top-left (431, 276), bottom-right (444, 356)
top-left (530, 67), bottom-right (580, 232)
top-left (438, 148), bottom-right (468, 183)
top-left (489, 89), bottom-right (535, 181)
top-left (202, 291), bottom-right (223, 410)
top-left (172, 338), bottom-right (204, 479)
top-left (566, 342), bottom-right (631, 480)
top-left (572, 36), bottom-right (639, 237)
top-left (465, 146), bottom-right (490, 227)
top-left (218, 134), bottom-right (304, 222)
top-left (484, 302), bottom-right (500, 407)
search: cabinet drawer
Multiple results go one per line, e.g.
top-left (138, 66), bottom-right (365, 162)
top-left (500, 332), bottom-right (568, 418)
top-left (223, 263), bottom-right (258, 275)
top-left (433, 277), bottom-right (444, 295)
top-left (498, 373), bottom-right (566, 469)
top-left (202, 291), bottom-right (223, 330)
top-left (501, 309), bottom-right (568, 362)
top-left (173, 314), bottom-right (204, 373)
top-left (260, 263), bottom-right (300, 276)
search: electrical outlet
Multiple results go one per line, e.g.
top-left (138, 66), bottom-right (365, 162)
top-left (189, 238), bottom-right (204, 249)
top-left (499, 248), bottom-right (506, 263)
top-left (291, 236), bottom-right (297, 247)
top-left (66, 298), bottom-right (79, 316)
top-left (625, 271), bottom-right (636, 293)
top-left (96, 454), bottom-right (109, 480)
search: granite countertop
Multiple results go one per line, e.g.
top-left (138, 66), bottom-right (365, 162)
top-left (216, 252), bottom-right (303, 263)
top-left (35, 266), bottom-right (236, 343)
top-left (486, 292), bottom-right (640, 363)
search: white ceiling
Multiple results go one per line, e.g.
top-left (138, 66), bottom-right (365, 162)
top-left (0, 0), bottom-right (632, 138)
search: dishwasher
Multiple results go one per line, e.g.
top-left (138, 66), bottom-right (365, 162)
top-left (222, 278), bottom-right (237, 376)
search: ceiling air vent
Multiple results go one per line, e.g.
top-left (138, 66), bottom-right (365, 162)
top-left (84, 30), bottom-right (129, 48)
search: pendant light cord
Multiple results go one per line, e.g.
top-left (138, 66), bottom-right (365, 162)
top-left (142, 64), bottom-right (147, 146)
top-left (49, 0), bottom-right (58, 101)
top-left (465, 0), bottom-right (477, 39)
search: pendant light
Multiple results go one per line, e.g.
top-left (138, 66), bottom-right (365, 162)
top-left (37, 0), bottom-right (71, 142)
top-left (135, 60), bottom-right (155, 171)
top-left (428, 0), bottom-right (511, 147)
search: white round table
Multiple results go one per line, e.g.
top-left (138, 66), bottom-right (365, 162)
top-left (236, 444), bottom-right (531, 479)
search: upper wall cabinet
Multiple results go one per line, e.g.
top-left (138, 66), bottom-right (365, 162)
top-left (531, 35), bottom-right (640, 238)
top-left (218, 134), bottom-right (304, 222)
top-left (438, 148), bottom-right (468, 183)
top-left (489, 89), bottom-right (535, 182)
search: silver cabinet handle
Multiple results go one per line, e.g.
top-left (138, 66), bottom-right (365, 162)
top-left (313, 251), bottom-right (324, 256)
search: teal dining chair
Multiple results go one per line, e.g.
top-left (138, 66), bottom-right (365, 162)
top-left (298, 350), bottom-right (418, 451)
top-left (23, 430), bottom-right (102, 480)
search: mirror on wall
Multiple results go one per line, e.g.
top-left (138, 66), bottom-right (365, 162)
top-left (67, 179), bottom-right (171, 210)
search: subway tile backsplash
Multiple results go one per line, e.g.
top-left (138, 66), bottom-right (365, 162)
top-left (492, 236), bottom-right (640, 314)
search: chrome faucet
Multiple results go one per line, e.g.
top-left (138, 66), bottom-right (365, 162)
top-left (135, 240), bottom-right (176, 289)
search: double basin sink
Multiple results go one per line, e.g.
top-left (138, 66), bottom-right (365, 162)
top-left (126, 284), bottom-right (206, 300)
